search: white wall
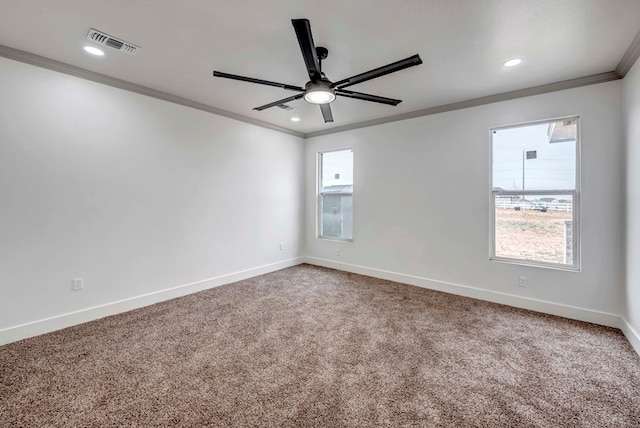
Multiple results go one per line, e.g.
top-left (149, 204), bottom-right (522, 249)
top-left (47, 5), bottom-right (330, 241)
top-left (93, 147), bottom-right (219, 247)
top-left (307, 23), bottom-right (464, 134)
top-left (1, 52), bottom-right (632, 349)
top-left (0, 57), bottom-right (304, 338)
top-left (305, 81), bottom-right (625, 324)
top-left (623, 60), bottom-right (640, 350)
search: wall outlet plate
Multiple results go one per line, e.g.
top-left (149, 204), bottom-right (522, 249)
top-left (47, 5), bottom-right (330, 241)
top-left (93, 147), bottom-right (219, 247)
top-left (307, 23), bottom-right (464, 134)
top-left (72, 278), bottom-right (84, 290)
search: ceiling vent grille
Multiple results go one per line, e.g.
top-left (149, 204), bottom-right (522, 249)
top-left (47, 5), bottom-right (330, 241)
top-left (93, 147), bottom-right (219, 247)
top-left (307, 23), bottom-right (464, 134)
top-left (87, 28), bottom-right (140, 55)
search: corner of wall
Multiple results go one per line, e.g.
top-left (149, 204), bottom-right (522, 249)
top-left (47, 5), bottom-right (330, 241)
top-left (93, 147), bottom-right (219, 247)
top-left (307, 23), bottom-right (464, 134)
top-left (620, 317), bottom-right (640, 357)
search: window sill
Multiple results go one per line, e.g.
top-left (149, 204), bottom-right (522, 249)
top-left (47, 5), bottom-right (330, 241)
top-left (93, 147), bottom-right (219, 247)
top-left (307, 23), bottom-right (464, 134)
top-left (490, 256), bottom-right (581, 272)
top-left (317, 236), bottom-right (353, 243)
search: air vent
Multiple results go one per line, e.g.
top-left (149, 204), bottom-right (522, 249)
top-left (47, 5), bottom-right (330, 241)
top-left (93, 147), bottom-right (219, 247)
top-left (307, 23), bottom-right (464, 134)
top-left (276, 104), bottom-right (294, 111)
top-left (87, 28), bottom-right (139, 55)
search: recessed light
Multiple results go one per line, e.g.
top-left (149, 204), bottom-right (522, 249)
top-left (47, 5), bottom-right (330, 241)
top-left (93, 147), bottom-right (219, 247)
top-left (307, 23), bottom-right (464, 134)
top-left (291, 117), bottom-right (301, 122)
top-left (504, 58), bottom-right (522, 67)
top-left (83, 46), bottom-right (104, 56)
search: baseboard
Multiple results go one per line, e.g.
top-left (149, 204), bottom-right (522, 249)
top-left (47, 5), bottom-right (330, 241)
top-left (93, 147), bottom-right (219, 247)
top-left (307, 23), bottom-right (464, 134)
top-left (0, 257), bottom-right (304, 346)
top-left (5, 257), bottom-right (634, 357)
top-left (303, 257), bottom-right (621, 328)
top-left (620, 317), bottom-right (640, 357)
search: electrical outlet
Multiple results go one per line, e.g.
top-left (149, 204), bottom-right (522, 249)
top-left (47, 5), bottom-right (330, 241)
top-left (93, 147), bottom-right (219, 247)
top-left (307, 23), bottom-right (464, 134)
top-left (335, 248), bottom-right (340, 256)
top-left (519, 276), bottom-right (527, 288)
top-left (279, 243), bottom-right (284, 251)
top-left (72, 278), bottom-right (84, 291)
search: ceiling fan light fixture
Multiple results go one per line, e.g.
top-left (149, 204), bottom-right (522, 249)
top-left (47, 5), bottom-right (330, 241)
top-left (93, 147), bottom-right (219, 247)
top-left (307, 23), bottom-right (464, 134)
top-left (303, 81), bottom-right (336, 104)
top-left (304, 90), bottom-right (335, 104)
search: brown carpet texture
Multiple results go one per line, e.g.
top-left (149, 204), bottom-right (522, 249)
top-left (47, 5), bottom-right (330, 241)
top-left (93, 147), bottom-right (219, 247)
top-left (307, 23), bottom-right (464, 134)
top-left (1, 264), bottom-right (639, 427)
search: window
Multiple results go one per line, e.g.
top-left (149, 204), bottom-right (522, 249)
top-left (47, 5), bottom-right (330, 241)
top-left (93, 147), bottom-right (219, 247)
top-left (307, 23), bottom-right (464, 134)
top-left (490, 117), bottom-right (579, 269)
top-left (318, 149), bottom-right (353, 240)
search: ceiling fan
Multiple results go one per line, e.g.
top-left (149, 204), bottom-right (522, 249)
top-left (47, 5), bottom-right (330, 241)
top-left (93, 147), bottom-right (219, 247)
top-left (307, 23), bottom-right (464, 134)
top-left (213, 19), bottom-right (423, 123)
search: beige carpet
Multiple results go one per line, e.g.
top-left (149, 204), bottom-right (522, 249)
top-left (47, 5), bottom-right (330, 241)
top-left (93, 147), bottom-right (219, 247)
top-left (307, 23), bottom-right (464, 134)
top-left (1, 264), bottom-right (639, 427)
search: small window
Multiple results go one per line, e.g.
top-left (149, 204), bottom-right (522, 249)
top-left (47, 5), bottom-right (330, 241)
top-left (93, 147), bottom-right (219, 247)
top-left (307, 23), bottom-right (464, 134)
top-left (318, 149), bottom-right (353, 240)
top-left (491, 117), bottom-right (579, 269)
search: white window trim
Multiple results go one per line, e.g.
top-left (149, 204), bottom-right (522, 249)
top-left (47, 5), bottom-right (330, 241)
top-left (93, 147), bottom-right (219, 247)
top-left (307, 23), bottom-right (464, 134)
top-left (317, 148), bottom-right (354, 242)
top-left (489, 116), bottom-right (581, 271)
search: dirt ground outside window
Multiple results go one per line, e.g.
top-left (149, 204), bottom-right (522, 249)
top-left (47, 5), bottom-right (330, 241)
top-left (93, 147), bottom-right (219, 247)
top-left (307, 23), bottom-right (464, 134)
top-left (494, 208), bottom-right (572, 264)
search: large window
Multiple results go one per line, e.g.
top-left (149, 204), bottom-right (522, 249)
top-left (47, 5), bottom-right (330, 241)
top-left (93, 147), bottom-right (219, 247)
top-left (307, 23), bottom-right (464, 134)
top-left (318, 149), bottom-right (353, 240)
top-left (491, 117), bottom-right (579, 269)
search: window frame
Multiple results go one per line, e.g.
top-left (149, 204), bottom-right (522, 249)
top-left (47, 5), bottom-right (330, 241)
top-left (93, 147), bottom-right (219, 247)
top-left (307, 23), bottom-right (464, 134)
top-left (317, 148), bottom-right (354, 242)
top-left (489, 116), bottom-right (581, 271)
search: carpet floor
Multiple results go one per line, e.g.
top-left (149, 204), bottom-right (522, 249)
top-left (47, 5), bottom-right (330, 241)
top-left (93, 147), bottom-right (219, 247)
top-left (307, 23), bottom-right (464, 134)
top-left (1, 264), bottom-right (639, 427)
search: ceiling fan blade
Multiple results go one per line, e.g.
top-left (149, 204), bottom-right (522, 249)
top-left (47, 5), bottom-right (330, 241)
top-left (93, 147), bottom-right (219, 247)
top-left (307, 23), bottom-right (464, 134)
top-left (292, 19), bottom-right (322, 82)
top-left (336, 89), bottom-right (402, 106)
top-left (253, 93), bottom-right (305, 111)
top-left (320, 104), bottom-right (334, 123)
top-left (332, 54), bottom-right (423, 89)
top-left (213, 71), bottom-right (304, 92)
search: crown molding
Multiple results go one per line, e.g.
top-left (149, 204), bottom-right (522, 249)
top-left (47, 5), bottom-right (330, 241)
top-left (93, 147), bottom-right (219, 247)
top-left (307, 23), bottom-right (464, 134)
top-left (304, 72), bottom-right (620, 138)
top-left (0, 44), bottom-right (305, 138)
top-left (616, 28), bottom-right (640, 78)
top-left (0, 44), bottom-right (624, 140)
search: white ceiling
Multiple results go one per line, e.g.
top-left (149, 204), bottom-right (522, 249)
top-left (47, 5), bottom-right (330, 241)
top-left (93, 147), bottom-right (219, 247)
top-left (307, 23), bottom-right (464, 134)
top-left (1, 0), bottom-right (639, 135)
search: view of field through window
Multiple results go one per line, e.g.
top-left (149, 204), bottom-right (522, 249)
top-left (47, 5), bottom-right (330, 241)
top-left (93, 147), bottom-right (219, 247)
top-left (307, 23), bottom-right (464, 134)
top-left (319, 149), bottom-right (353, 240)
top-left (492, 118), bottom-right (578, 267)
top-left (494, 200), bottom-right (573, 264)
